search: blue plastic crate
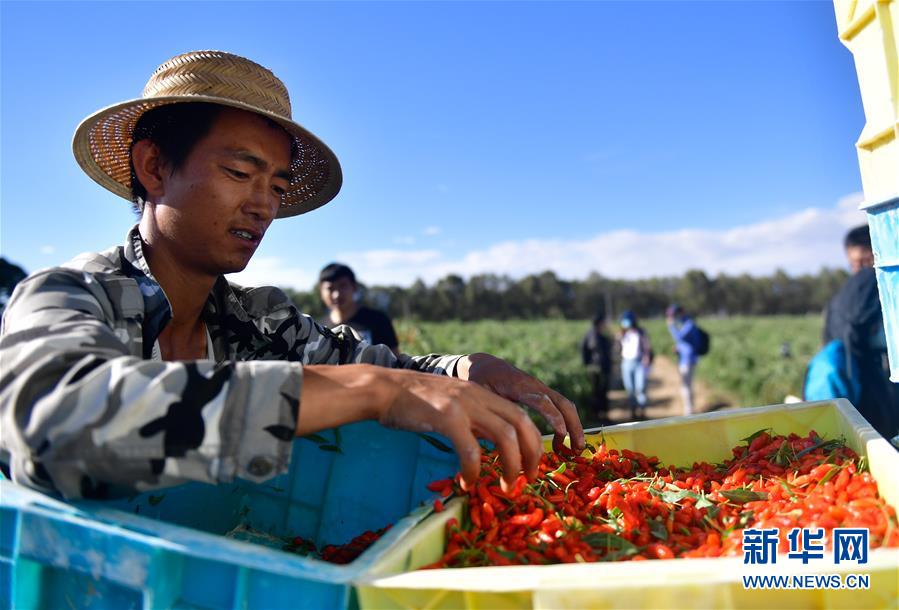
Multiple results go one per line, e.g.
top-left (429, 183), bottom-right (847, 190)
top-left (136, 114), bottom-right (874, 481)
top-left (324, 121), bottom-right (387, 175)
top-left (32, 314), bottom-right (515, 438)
top-left (864, 195), bottom-right (899, 382)
top-left (0, 421), bottom-right (459, 609)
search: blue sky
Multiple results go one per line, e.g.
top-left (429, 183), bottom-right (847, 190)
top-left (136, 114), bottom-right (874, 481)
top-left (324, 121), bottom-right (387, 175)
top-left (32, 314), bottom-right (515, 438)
top-left (1, 1), bottom-right (869, 290)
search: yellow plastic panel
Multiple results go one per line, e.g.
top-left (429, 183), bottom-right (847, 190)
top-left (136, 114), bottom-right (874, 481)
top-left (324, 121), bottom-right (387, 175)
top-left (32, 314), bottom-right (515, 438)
top-left (356, 400), bottom-right (899, 609)
top-left (857, 124), bottom-right (899, 204)
top-left (842, 2), bottom-right (896, 127)
top-left (835, 0), bottom-right (898, 204)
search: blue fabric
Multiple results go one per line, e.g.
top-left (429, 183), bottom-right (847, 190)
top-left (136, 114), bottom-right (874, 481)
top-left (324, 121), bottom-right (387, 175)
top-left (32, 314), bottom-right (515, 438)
top-left (804, 340), bottom-right (861, 404)
top-left (668, 317), bottom-right (699, 366)
top-left (818, 268), bottom-right (899, 440)
top-left (621, 357), bottom-right (647, 408)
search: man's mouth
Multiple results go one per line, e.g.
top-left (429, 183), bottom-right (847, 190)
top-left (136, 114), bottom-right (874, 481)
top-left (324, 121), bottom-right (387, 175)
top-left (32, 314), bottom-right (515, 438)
top-left (230, 229), bottom-right (261, 243)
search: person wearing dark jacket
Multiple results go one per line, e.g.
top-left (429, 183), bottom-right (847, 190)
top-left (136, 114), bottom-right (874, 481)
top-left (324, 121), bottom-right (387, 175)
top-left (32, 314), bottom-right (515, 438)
top-left (817, 267), bottom-right (899, 441)
top-left (581, 313), bottom-right (612, 421)
top-left (318, 263), bottom-right (400, 355)
top-left (823, 224), bottom-right (876, 345)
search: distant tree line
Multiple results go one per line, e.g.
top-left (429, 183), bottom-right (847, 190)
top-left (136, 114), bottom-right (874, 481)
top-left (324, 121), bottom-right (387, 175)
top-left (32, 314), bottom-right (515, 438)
top-left (284, 267), bottom-right (849, 321)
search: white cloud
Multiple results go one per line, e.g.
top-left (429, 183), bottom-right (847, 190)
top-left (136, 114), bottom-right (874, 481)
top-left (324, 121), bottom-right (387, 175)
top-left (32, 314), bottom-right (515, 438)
top-left (226, 194), bottom-right (868, 290)
top-left (333, 249), bottom-right (442, 285)
top-left (349, 193), bottom-right (867, 286)
top-left (393, 236), bottom-right (416, 246)
top-left (40, 245), bottom-right (56, 255)
top-left (422, 226), bottom-right (441, 236)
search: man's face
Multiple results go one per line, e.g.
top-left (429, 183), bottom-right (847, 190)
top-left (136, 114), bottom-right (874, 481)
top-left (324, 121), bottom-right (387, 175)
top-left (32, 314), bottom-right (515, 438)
top-left (150, 108), bottom-right (292, 276)
top-left (320, 276), bottom-right (356, 311)
top-left (846, 245), bottom-right (874, 274)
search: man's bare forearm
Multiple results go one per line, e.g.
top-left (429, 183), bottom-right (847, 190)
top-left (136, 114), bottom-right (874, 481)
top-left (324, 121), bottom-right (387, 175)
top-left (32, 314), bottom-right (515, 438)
top-left (296, 364), bottom-right (390, 436)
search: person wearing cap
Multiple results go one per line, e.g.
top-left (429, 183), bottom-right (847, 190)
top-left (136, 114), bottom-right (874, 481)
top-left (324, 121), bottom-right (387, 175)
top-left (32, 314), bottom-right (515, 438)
top-left (0, 51), bottom-right (584, 499)
top-left (617, 311), bottom-right (652, 420)
top-left (318, 263), bottom-right (400, 356)
top-left (666, 304), bottom-right (699, 416)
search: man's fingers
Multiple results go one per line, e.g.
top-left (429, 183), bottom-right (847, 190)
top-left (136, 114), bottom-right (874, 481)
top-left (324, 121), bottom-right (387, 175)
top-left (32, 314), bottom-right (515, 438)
top-left (470, 408), bottom-right (524, 491)
top-left (513, 409), bottom-right (543, 481)
top-left (519, 388), bottom-right (585, 453)
top-left (444, 423), bottom-right (484, 489)
top-left (518, 391), bottom-right (567, 438)
top-left (465, 355), bottom-right (585, 456)
top-left (546, 388), bottom-right (585, 450)
top-left (484, 397), bottom-right (543, 481)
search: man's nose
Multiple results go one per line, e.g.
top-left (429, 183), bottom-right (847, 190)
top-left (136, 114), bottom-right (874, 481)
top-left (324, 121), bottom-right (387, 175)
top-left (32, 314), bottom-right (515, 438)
top-left (245, 180), bottom-right (278, 221)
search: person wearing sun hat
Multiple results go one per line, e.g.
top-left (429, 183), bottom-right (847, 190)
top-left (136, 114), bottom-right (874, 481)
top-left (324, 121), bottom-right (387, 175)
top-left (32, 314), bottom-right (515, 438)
top-left (0, 50), bottom-right (584, 499)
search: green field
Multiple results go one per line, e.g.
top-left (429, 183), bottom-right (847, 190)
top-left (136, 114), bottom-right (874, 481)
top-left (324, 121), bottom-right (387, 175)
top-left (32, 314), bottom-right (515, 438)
top-left (395, 315), bottom-right (823, 415)
top-left (642, 316), bottom-right (822, 407)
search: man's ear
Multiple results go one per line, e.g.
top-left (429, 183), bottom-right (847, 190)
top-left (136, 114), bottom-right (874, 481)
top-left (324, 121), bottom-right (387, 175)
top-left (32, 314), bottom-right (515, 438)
top-left (131, 139), bottom-right (168, 200)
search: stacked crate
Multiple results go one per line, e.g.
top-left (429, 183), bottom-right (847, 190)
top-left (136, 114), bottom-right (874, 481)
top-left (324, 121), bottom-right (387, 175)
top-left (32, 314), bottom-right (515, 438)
top-left (834, 0), bottom-right (899, 381)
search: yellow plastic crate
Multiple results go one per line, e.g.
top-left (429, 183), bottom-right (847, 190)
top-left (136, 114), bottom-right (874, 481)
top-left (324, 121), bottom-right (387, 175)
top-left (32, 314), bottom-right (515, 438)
top-left (856, 121), bottom-right (897, 207)
top-left (356, 400), bottom-right (899, 609)
top-left (834, 0), bottom-right (898, 204)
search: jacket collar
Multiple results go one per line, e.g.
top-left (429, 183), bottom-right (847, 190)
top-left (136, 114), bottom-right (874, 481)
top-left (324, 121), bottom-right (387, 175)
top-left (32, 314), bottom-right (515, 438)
top-left (121, 224), bottom-right (260, 361)
top-left (122, 225), bottom-right (172, 356)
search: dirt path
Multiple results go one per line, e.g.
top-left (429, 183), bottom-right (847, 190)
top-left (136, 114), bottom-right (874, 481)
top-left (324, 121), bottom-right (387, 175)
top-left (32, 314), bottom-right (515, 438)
top-left (581, 355), bottom-right (730, 429)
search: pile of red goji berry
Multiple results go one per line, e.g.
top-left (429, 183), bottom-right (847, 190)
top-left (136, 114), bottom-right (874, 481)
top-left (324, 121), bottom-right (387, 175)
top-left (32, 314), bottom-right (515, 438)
top-left (423, 430), bottom-right (899, 567)
top-left (283, 525), bottom-right (391, 564)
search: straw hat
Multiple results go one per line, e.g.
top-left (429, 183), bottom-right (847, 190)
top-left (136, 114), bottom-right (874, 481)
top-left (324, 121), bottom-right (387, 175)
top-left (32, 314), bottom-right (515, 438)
top-left (72, 50), bottom-right (342, 218)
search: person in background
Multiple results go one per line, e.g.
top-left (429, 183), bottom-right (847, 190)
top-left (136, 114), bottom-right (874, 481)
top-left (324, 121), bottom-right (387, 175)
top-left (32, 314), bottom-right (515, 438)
top-left (824, 224), bottom-right (875, 344)
top-left (844, 224), bottom-right (876, 275)
top-left (618, 311), bottom-right (652, 420)
top-left (318, 263), bottom-right (400, 356)
top-left (807, 224), bottom-right (899, 442)
top-left (666, 304), bottom-right (700, 416)
top-left (581, 311), bottom-right (612, 422)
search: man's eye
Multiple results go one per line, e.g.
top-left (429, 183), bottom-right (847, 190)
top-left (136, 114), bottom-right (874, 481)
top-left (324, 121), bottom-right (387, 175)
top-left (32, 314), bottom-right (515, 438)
top-left (225, 167), bottom-right (249, 179)
top-left (272, 185), bottom-right (287, 197)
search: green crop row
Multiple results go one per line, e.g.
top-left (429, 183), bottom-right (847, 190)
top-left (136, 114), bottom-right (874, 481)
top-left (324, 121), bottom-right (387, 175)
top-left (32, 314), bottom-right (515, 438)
top-left (396, 315), bottom-right (823, 417)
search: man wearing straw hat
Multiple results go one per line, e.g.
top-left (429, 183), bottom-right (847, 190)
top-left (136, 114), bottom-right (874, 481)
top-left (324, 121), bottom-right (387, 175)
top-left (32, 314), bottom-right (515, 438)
top-left (0, 51), bottom-right (583, 499)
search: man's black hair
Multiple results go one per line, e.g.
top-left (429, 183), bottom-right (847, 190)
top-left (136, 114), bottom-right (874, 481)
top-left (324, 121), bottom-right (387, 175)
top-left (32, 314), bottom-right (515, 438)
top-left (129, 103), bottom-right (225, 214)
top-left (844, 224), bottom-right (872, 250)
top-left (319, 263), bottom-right (356, 285)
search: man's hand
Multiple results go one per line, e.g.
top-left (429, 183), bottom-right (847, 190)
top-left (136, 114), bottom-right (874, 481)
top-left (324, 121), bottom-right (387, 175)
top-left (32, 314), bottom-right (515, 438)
top-left (456, 353), bottom-right (585, 455)
top-left (297, 364), bottom-right (544, 491)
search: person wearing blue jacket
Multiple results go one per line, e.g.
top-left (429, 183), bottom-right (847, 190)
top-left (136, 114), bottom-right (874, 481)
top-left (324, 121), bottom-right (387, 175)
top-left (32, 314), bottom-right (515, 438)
top-left (667, 304), bottom-right (700, 415)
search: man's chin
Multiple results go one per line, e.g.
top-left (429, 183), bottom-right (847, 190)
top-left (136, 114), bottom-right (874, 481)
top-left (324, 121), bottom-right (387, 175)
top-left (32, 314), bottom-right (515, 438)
top-left (219, 257), bottom-right (252, 276)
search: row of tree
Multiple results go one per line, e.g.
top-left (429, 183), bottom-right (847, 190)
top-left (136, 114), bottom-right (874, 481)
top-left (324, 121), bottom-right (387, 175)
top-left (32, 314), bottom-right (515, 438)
top-left (285, 267), bottom-right (850, 321)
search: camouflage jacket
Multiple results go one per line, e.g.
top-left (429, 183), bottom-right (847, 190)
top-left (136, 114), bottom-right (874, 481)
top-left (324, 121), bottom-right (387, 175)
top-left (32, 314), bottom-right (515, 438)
top-left (0, 226), bottom-right (463, 499)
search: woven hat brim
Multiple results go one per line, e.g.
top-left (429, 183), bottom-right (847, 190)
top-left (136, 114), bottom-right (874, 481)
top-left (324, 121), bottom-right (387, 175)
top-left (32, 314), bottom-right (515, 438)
top-left (72, 95), bottom-right (342, 218)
